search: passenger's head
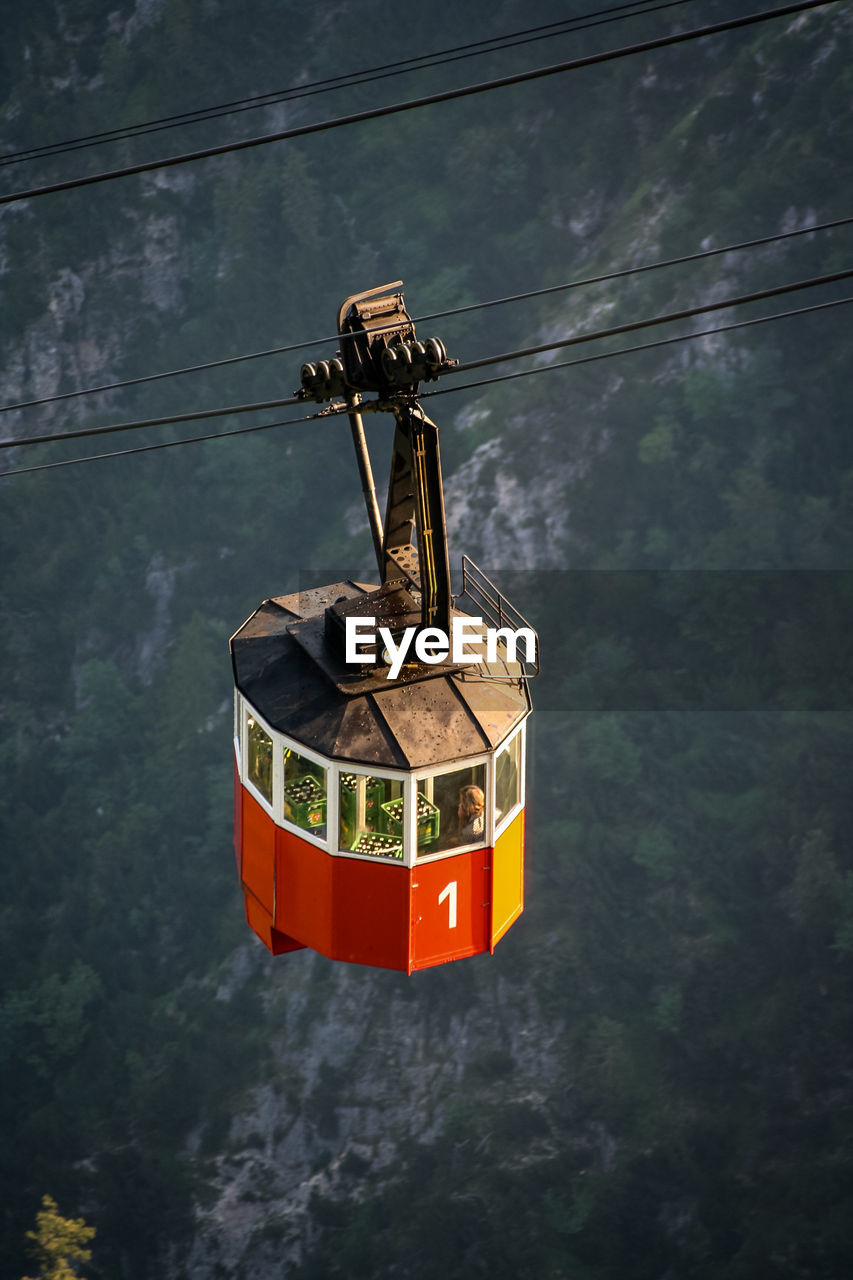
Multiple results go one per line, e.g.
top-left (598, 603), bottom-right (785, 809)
top-left (458, 785), bottom-right (485, 823)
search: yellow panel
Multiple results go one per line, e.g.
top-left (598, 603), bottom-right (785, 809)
top-left (491, 808), bottom-right (525, 948)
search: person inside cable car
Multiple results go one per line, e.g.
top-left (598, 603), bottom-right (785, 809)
top-left (456, 784), bottom-right (485, 845)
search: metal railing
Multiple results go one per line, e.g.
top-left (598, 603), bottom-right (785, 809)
top-left (454, 555), bottom-right (540, 679)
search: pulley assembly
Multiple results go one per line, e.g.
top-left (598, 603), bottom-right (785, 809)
top-left (297, 281), bottom-right (457, 402)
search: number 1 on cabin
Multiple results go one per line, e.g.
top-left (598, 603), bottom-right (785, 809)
top-left (411, 852), bottom-right (492, 968)
top-left (438, 880), bottom-right (457, 929)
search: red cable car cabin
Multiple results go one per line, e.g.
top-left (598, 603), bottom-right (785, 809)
top-left (231, 579), bottom-right (530, 973)
top-left (229, 282), bottom-right (536, 973)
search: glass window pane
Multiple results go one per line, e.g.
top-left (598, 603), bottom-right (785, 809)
top-left (284, 747), bottom-right (327, 838)
top-left (246, 713), bottom-right (273, 805)
top-left (339, 771), bottom-right (404, 860)
top-left (495, 731), bottom-right (522, 830)
top-left (418, 762), bottom-right (487, 856)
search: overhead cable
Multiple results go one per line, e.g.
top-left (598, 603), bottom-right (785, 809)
top-left (1, 0), bottom-right (698, 169)
top-left (0, 411), bottom-right (319, 478)
top-left (421, 292), bottom-right (853, 398)
top-left (4, 211), bottom-right (850, 416)
top-left (2, 290), bottom-right (850, 481)
top-left (0, 335), bottom-right (323, 415)
top-left (0, 392), bottom-right (302, 451)
top-left (454, 264), bottom-right (853, 375)
top-left (2, 263), bottom-right (851, 454)
top-left (416, 215), bottom-right (853, 327)
top-left (0, 0), bottom-right (834, 208)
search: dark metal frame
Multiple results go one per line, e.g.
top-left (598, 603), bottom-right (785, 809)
top-left (298, 282), bottom-right (538, 675)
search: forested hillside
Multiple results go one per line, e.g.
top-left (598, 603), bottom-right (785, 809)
top-left (1, 1), bottom-right (852, 1277)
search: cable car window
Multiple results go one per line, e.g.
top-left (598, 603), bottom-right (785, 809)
top-left (246, 713), bottom-right (273, 805)
top-left (417, 762), bottom-right (487, 857)
top-left (339, 771), bottom-right (404, 860)
top-left (495, 729), bottom-right (522, 834)
top-left (284, 747), bottom-right (327, 838)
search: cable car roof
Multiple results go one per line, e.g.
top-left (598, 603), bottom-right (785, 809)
top-left (230, 580), bottom-right (530, 771)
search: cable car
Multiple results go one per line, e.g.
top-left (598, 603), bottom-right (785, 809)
top-left (230, 283), bottom-right (537, 972)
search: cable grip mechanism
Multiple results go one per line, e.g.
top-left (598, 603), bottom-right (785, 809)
top-left (296, 283), bottom-right (457, 402)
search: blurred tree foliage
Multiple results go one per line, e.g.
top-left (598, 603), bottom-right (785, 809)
top-left (22, 1194), bottom-right (95, 1280)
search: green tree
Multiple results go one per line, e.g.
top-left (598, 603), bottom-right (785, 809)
top-left (22, 1194), bottom-right (95, 1280)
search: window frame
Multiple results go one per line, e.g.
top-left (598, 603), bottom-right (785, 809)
top-left (494, 720), bottom-right (526, 840)
top-left (281, 736), bottom-right (332, 850)
top-left (335, 761), bottom-right (414, 866)
top-left (241, 700), bottom-right (278, 817)
top-left (413, 751), bottom-right (493, 863)
top-left (235, 692), bottom-right (526, 864)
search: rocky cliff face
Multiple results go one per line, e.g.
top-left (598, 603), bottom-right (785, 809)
top-left (185, 945), bottom-right (566, 1276)
top-left (0, 200), bottom-right (190, 428)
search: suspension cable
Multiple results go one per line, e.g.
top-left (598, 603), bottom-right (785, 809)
top-left (3, 211), bottom-right (850, 417)
top-left (421, 292), bottom-right (853, 399)
top-left (0, 0), bottom-right (834, 208)
top-left (2, 263), bottom-right (850, 455)
top-left (2, 290), bottom-right (850, 481)
top-left (1, 0), bottom-right (699, 169)
top-left (0, 392), bottom-right (302, 451)
top-left (453, 264), bottom-right (853, 375)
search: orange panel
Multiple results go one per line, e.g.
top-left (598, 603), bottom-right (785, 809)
top-left (244, 889), bottom-right (305, 955)
top-left (331, 855), bottom-right (411, 971)
top-left (491, 808), bottom-right (524, 950)
top-left (411, 849), bottom-right (492, 971)
top-left (240, 786), bottom-right (276, 916)
top-left (233, 756), bottom-right (243, 876)
top-left (275, 827), bottom-right (333, 955)
top-left (237, 788), bottom-right (517, 971)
